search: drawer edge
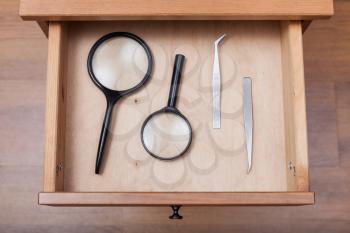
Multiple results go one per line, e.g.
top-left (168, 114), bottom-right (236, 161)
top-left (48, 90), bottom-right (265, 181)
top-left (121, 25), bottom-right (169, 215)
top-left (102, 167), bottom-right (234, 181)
top-left (19, 0), bottom-right (334, 21)
top-left (39, 192), bottom-right (315, 206)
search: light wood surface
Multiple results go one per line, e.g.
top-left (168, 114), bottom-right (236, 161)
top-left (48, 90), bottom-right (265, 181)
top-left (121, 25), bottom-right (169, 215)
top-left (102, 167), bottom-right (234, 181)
top-left (55, 20), bottom-right (303, 193)
top-left (38, 192), bottom-right (315, 206)
top-left (19, 0), bottom-right (334, 21)
top-left (43, 22), bottom-right (67, 192)
top-left (3, 0), bottom-right (350, 232)
top-left (280, 21), bottom-right (309, 191)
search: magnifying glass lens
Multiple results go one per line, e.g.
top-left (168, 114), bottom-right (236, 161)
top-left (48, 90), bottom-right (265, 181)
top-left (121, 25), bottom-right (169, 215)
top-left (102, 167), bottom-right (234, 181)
top-left (92, 37), bottom-right (149, 91)
top-left (88, 32), bottom-right (153, 174)
top-left (142, 112), bottom-right (191, 159)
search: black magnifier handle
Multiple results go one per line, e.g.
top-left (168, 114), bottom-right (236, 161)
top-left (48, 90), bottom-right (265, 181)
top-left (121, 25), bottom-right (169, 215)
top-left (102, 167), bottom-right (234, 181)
top-left (95, 100), bottom-right (114, 174)
top-left (167, 54), bottom-right (185, 108)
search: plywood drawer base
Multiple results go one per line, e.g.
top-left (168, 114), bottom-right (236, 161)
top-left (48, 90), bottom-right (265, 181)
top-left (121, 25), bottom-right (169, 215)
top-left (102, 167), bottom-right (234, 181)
top-left (40, 20), bottom-right (312, 206)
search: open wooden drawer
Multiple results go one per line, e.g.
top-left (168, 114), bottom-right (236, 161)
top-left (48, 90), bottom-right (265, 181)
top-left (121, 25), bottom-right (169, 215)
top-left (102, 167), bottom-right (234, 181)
top-left (19, 0), bottom-right (334, 207)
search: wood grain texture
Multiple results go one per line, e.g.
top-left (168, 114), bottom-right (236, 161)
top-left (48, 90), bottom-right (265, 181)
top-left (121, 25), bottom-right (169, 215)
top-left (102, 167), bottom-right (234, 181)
top-left (62, 21), bottom-right (295, 193)
top-left (19, 0), bottom-right (334, 21)
top-left (43, 22), bottom-right (67, 192)
top-left (2, 0), bottom-right (350, 232)
top-left (306, 80), bottom-right (339, 167)
top-left (280, 21), bottom-right (309, 191)
top-left (38, 192), bottom-right (315, 206)
top-left (335, 82), bottom-right (350, 167)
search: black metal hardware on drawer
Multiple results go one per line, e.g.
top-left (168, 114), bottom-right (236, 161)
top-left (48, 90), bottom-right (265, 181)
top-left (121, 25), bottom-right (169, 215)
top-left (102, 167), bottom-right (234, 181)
top-left (169, 205), bottom-right (183, 219)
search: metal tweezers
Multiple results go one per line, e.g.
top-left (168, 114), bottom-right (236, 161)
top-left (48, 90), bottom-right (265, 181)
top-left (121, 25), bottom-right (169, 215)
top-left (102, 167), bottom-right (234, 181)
top-left (243, 77), bottom-right (253, 173)
top-left (212, 34), bottom-right (226, 129)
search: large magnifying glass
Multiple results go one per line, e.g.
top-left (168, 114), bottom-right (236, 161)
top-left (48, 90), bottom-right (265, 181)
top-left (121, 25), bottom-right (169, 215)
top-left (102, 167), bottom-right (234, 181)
top-left (87, 32), bottom-right (153, 174)
top-left (141, 54), bottom-right (192, 160)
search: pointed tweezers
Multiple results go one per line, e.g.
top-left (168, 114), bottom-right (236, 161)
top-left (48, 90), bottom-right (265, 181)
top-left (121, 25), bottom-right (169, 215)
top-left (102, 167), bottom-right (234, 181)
top-left (212, 34), bottom-right (226, 129)
top-left (243, 77), bottom-right (253, 173)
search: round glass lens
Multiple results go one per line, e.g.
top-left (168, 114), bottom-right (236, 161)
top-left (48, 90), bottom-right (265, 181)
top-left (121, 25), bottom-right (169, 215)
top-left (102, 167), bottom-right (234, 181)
top-left (92, 37), bottom-right (149, 91)
top-left (142, 112), bottom-right (191, 159)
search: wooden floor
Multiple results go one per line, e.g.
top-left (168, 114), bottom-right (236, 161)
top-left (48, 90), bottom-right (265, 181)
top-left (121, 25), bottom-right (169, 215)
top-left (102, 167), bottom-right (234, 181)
top-left (0, 0), bottom-right (349, 232)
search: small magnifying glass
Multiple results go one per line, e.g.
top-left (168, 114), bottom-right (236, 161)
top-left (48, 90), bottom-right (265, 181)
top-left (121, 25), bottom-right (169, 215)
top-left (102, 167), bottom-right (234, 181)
top-left (87, 32), bottom-right (153, 174)
top-left (141, 54), bottom-right (192, 160)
